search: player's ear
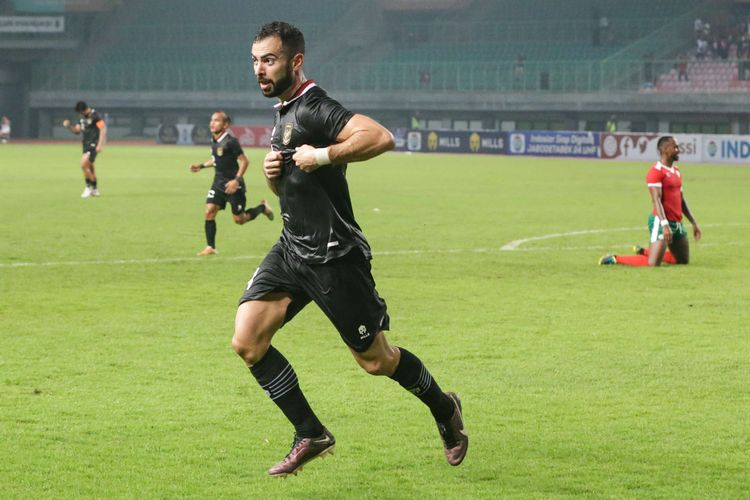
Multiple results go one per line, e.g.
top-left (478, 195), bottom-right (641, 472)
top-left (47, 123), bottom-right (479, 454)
top-left (291, 52), bottom-right (304, 72)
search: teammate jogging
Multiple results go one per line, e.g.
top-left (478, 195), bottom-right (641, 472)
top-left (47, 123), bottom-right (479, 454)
top-left (189, 111), bottom-right (273, 256)
top-left (230, 21), bottom-right (468, 477)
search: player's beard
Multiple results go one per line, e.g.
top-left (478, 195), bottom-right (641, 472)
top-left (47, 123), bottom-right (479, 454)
top-left (260, 60), bottom-right (295, 98)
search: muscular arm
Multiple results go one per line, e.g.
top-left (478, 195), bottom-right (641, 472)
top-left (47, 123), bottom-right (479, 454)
top-left (96, 123), bottom-right (107, 152)
top-left (236, 153), bottom-right (249, 177)
top-left (189, 157), bottom-right (215, 172)
top-left (224, 153), bottom-right (249, 194)
top-left (328, 114), bottom-right (395, 164)
top-left (649, 186), bottom-right (672, 243)
top-left (292, 114), bottom-right (395, 172)
top-left (62, 120), bottom-right (81, 135)
top-left (682, 195), bottom-right (702, 241)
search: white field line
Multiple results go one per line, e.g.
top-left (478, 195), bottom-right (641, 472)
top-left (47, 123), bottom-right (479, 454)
top-left (0, 223), bottom-right (744, 269)
top-left (500, 227), bottom-right (641, 251)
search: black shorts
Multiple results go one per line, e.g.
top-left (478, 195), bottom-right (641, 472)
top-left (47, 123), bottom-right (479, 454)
top-left (83, 144), bottom-right (97, 163)
top-left (206, 179), bottom-right (247, 215)
top-left (239, 243), bottom-right (390, 352)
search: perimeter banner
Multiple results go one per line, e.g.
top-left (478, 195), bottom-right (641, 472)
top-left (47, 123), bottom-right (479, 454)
top-left (393, 129), bottom-right (507, 154)
top-left (228, 125), bottom-right (273, 148)
top-left (701, 134), bottom-right (750, 163)
top-left (158, 124), bottom-right (273, 147)
top-left (507, 131), bottom-right (599, 157)
top-left (600, 133), bottom-right (702, 162)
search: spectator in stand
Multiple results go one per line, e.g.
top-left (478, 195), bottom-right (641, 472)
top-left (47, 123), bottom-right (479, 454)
top-left (677, 53), bottom-right (689, 81)
top-left (717, 38), bottom-right (729, 60)
top-left (696, 37), bottom-right (708, 59)
top-left (606, 115), bottom-right (617, 133)
top-left (513, 55), bottom-right (526, 88)
top-left (599, 15), bottom-right (612, 46)
top-left (0, 115), bottom-right (10, 143)
top-left (419, 68), bottom-right (431, 88)
top-left (694, 17), bottom-right (703, 36)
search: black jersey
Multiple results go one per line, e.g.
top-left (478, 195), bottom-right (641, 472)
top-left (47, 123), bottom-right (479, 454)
top-left (271, 82), bottom-right (369, 264)
top-left (80, 109), bottom-right (104, 148)
top-left (211, 131), bottom-right (244, 183)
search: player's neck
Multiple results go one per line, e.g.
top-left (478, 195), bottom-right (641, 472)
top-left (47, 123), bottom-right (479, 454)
top-left (661, 157), bottom-right (674, 167)
top-left (278, 72), bottom-right (308, 103)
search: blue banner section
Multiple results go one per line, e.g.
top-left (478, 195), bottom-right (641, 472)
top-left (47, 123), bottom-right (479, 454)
top-left (393, 129), bottom-right (507, 154)
top-left (507, 131), bottom-right (600, 158)
top-left (702, 135), bottom-right (750, 163)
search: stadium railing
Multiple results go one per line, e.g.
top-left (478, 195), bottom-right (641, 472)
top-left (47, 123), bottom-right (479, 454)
top-left (31, 59), bottom-right (750, 94)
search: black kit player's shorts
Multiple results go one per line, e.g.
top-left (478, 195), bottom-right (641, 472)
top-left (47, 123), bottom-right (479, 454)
top-left (239, 243), bottom-right (390, 353)
top-left (83, 143), bottom-right (98, 163)
top-left (206, 178), bottom-right (247, 215)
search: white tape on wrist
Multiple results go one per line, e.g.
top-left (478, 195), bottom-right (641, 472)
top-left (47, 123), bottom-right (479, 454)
top-left (314, 147), bottom-right (331, 166)
top-left (660, 219), bottom-right (669, 227)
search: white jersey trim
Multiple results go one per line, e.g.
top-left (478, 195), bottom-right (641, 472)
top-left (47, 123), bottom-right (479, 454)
top-left (274, 82), bottom-right (318, 109)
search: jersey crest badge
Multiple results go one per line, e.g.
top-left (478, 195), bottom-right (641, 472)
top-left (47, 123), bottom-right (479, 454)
top-left (216, 147), bottom-right (224, 157)
top-left (283, 123), bottom-right (293, 145)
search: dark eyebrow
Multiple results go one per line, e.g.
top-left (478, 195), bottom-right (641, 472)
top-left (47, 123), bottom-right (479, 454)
top-left (252, 52), bottom-right (280, 60)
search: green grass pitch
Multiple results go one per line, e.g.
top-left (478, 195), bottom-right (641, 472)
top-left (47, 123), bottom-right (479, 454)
top-left (1, 143), bottom-right (748, 498)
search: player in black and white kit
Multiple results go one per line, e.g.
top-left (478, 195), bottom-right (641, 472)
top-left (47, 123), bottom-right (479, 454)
top-left (63, 101), bottom-right (106, 198)
top-left (232, 22), bottom-right (468, 477)
top-left (189, 111), bottom-right (273, 256)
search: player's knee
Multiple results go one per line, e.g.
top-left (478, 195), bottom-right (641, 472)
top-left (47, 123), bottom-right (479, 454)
top-left (358, 358), bottom-right (390, 376)
top-left (233, 215), bottom-right (246, 225)
top-left (231, 334), bottom-right (266, 365)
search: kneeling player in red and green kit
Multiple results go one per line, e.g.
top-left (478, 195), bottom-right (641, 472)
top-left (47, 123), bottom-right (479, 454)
top-left (599, 136), bottom-right (701, 267)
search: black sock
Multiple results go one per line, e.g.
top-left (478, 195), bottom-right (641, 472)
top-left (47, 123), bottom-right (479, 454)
top-left (91, 179), bottom-right (97, 189)
top-left (244, 204), bottom-right (265, 220)
top-left (205, 220), bottom-right (216, 248)
top-left (250, 345), bottom-right (324, 438)
top-left (85, 180), bottom-right (92, 188)
top-left (390, 347), bottom-right (454, 424)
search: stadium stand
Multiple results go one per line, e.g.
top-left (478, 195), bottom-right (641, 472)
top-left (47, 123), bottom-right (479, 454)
top-left (29, 0), bottom-right (726, 94)
top-left (654, 61), bottom-right (750, 93)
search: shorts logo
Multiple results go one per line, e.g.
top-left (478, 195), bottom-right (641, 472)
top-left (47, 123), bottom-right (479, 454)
top-left (358, 324), bottom-right (370, 340)
top-left (216, 147), bottom-right (224, 157)
top-left (207, 189), bottom-right (215, 198)
top-left (283, 123), bottom-right (293, 145)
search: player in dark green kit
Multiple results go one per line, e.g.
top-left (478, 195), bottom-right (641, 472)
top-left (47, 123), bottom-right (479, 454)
top-left (190, 111), bottom-right (273, 256)
top-left (63, 101), bottom-right (106, 198)
top-left (231, 22), bottom-right (468, 477)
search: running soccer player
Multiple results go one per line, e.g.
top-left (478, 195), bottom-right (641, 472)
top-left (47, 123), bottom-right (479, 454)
top-left (62, 101), bottom-right (106, 198)
top-left (599, 136), bottom-right (702, 266)
top-left (189, 111), bottom-right (274, 256)
top-left (231, 21), bottom-right (468, 478)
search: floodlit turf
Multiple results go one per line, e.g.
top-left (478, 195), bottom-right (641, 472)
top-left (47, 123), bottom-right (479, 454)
top-left (1, 143), bottom-right (748, 498)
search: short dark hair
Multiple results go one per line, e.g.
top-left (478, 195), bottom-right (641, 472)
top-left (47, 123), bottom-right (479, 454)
top-left (254, 21), bottom-right (305, 58)
top-left (214, 110), bottom-right (231, 125)
top-left (657, 135), bottom-right (673, 152)
top-left (75, 101), bottom-right (87, 112)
